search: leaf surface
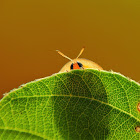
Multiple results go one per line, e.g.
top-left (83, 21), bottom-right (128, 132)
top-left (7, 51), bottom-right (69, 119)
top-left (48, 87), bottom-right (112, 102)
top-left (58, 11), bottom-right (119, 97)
top-left (0, 69), bottom-right (140, 140)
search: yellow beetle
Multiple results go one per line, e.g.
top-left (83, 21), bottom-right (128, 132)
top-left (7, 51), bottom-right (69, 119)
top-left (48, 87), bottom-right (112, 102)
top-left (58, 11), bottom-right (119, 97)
top-left (57, 47), bottom-right (103, 72)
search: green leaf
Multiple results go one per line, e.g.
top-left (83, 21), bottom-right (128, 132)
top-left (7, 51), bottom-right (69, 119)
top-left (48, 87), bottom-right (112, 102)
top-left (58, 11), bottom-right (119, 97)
top-left (0, 69), bottom-right (140, 140)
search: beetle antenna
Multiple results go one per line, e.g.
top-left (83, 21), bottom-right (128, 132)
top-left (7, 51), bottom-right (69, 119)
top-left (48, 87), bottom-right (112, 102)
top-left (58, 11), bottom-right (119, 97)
top-left (56, 50), bottom-right (72, 61)
top-left (76, 47), bottom-right (85, 59)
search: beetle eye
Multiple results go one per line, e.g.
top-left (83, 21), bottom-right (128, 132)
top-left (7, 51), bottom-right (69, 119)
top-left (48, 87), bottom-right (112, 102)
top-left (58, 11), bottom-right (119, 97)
top-left (70, 63), bottom-right (73, 69)
top-left (77, 62), bottom-right (83, 68)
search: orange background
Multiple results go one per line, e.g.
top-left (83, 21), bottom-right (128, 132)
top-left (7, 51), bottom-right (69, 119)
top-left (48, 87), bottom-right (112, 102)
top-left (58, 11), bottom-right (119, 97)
top-left (0, 0), bottom-right (140, 99)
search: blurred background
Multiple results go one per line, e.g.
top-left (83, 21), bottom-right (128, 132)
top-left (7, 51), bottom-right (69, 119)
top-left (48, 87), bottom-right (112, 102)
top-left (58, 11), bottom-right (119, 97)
top-left (0, 0), bottom-right (140, 99)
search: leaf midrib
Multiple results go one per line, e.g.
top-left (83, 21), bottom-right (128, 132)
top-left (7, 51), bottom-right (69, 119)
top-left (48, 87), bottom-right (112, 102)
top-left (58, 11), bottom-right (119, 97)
top-left (1, 95), bottom-right (139, 123)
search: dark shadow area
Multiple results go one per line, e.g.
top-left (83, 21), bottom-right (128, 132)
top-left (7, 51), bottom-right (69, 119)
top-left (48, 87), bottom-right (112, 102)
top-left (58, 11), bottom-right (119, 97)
top-left (53, 70), bottom-right (110, 139)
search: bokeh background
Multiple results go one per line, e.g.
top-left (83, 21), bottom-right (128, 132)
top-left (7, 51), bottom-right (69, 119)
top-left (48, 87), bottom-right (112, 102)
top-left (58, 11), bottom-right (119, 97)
top-left (0, 0), bottom-right (140, 99)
